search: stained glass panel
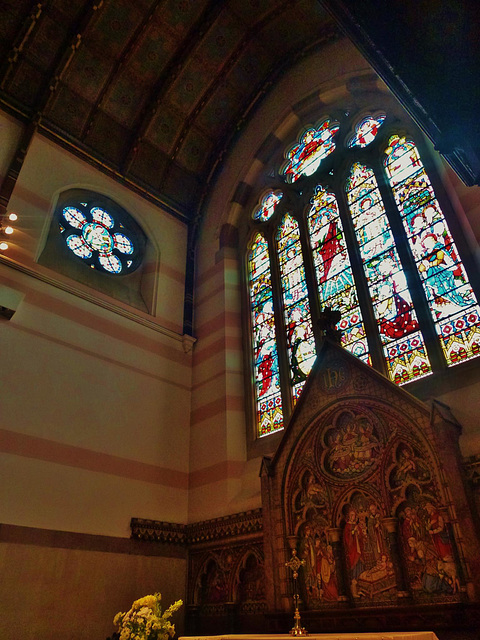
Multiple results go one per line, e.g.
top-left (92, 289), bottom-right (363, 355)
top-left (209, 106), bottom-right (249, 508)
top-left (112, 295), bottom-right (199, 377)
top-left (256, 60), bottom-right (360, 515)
top-left (348, 114), bottom-right (386, 148)
top-left (91, 207), bottom-right (114, 229)
top-left (60, 201), bottom-right (139, 275)
top-left (114, 233), bottom-right (134, 254)
top-left (252, 190), bottom-right (283, 222)
top-left (248, 233), bottom-right (284, 436)
top-left (277, 214), bottom-right (316, 401)
top-left (346, 162), bottom-right (432, 384)
top-left (281, 118), bottom-right (339, 183)
top-left (384, 136), bottom-right (480, 365)
top-left (63, 207), bottom-right (86, 229)
top-left (66, 234), bottom-right (92, 259)
top-left (99, 253), bottom-right (122, 273)
top-left (308, 185), bottom-right (370, 362)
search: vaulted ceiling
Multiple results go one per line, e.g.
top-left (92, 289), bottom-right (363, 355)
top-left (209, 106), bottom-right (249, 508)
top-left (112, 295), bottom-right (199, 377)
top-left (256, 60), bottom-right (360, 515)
top-left (0, 0), bottom-right (338, 226)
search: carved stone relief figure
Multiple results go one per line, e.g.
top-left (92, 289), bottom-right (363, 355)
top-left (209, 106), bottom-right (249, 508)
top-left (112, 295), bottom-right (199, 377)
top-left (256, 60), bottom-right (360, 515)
top-left (397, 490), bottom-right (461, 597)
top-left (236, 553), bottom-right (265, 606)
top-left (341, 494), bottom-right (396, 601)
top-left (197, 558), bottom-right (228, 605)
top-left (299, 522), bottom-right (339, 605)
top-left (389, 442), bottom-right (431, 490)
top-left (322, 410), bottom-right (382, 479)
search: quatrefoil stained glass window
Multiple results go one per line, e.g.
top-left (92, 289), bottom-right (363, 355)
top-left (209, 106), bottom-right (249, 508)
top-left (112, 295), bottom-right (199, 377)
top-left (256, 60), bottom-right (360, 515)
top-left (59, 199), bottom-right (143, 275)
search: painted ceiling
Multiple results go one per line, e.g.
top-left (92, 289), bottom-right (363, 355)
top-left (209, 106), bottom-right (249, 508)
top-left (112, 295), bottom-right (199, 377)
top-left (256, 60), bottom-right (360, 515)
top-left (0, 0), bottom-right (337, 226)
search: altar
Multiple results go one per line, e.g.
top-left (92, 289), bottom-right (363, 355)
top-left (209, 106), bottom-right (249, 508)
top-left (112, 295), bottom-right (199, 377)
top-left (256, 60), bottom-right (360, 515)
top-left (183, 342), bottom-right (480, 640)
top-left (180, 633), bottom-right (440, 640)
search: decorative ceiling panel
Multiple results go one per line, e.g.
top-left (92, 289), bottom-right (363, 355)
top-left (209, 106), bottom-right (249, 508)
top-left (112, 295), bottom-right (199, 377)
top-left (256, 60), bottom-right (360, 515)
top-left (0, 0), bottom-right (338, 225)
top-left (146, 103), bottom-right (186, 155)
top-left (62, 47), bottom-right (113, 103)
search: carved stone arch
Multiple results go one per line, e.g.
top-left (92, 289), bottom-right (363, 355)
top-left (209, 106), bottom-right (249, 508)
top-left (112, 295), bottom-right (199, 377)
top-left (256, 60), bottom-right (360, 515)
top-left (231, 548), bottom-right (265, 607)
top-left (194, 553), bottom-right (229, 606)
top-left (386, 437), bottom-right (435, 505)
top-left (289, 466), bottom-right (331, 537)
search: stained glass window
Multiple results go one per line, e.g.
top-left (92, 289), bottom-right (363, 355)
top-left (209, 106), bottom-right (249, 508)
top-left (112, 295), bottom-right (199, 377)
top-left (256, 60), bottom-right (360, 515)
top-left (59, 200), bottom-right (142, 275)
top-left (247, 109), bottom-right (480, 437)
top-left (252, 191), bottom-right (283, 222)
top-left (308, 185), bottom-right (369, 363)
top-left (348, 114), bottom-right (386, 148)
top-left (281, 118), bottom-right (340, 183)
top-left (248, 233), bottom-right (283, 436)
top-left (277, 214), bottom-right (316, 402)
top-left (384, 136), bottom-right (480, 365)
top-left (346, 163), bottom-right (431, 384)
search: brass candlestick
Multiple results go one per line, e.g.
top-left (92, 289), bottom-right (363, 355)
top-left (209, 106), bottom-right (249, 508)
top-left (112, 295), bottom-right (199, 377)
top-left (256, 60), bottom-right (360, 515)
top-left (285, 549), bottom-right (308, 636)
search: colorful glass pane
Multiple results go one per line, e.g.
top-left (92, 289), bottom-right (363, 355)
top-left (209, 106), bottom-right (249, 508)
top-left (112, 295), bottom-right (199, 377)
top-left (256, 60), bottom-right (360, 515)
top-left (82, 222), bottom-right (114, 253)
top-left (114, 233), bottom-right (134, 254)
top-left (384, 136), bottom-right (480, 366)
top-left (348, 114), bottom-right (386, 148)
top-left (63, 207), bottom-right (86, 229)
top-left (66, 234), bottom-right (92, 259)
top-left (308, 186), bottom-right (370, 363)
top-left (277, 214), bottom-right (316, 401)
top-left (252, 191), bottom-right (283, 222)
top-left (99, 253), bottom-right (122, 273)
top-left (248, 233), bottom-right (284, 436)
top-left (61, 200), bottom-right (139, 275)
top-left (281, 118), bottom-right (340, 183)
top-left (346, 162), bottom-right (432, 384)
top-left (91, 207), bottom-right (114, 229)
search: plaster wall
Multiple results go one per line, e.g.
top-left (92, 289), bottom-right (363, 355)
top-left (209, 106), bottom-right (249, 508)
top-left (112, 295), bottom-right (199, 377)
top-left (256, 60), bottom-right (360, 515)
top-left (0, 537), bottom-right (186, 640)
top-left (0, 114), bottom-right (192, 534)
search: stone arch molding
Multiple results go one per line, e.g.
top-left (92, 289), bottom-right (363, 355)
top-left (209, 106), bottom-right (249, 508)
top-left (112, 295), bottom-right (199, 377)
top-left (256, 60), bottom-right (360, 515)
top-left (220, 71), bottom-right (390, 235)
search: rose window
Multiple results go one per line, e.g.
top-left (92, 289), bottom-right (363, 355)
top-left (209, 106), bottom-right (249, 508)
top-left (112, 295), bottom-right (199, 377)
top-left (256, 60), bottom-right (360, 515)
top-left (59, 204), bottom-right (140, 274)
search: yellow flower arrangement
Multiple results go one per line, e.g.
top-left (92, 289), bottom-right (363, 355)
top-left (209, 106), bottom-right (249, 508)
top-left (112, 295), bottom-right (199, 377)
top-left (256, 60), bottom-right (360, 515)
top-left (110, 592), bottom-right (183, 640)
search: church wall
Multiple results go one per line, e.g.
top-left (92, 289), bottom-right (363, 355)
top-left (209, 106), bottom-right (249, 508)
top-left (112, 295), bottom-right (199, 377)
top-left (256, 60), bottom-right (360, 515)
top-left (188, 248), bottom-right (252, 522)
top-left (0, 115), bottom-right (190, 635)
top-left (0, 526), bottom-right (186, 640)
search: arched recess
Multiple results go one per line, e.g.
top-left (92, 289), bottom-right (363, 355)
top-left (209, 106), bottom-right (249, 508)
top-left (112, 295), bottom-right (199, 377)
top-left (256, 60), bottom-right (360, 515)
top-left (38, 187), bottom-right (158, 313)
top-left (225, 77), bottom-right (480, 453)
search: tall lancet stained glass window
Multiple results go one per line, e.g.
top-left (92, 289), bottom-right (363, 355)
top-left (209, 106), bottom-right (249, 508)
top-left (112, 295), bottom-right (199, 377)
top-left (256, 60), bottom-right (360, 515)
top-left (346, 163), bottom-right (431, 384)
top-left (277, 214), bottom-right (316, 403)
top-left (248, 233), bottom-right (283, 436)
top-left (308, 185), bottom-right (369, 363)
top-left (384, 136), bottom-right (480, 365)
top-left (246, 110), bottom-right (480, 438)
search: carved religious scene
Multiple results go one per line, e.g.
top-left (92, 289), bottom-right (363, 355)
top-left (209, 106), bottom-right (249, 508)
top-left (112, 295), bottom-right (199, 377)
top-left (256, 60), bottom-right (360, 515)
top-left (261, 339), bottom-right (480, 632)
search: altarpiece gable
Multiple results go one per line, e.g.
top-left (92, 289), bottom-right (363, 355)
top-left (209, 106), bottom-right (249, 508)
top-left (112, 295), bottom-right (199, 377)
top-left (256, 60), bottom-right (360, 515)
top-left (260, 339), bottom-right (480, 633)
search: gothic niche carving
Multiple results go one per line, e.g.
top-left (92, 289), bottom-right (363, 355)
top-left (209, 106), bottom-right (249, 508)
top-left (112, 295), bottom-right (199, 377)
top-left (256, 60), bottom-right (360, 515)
top-left (196, 556), bottom-right (229, 608)
top-left (235, 552), bottom-right (266, 613)
top-left (321, 409), bottom-right (382, 479)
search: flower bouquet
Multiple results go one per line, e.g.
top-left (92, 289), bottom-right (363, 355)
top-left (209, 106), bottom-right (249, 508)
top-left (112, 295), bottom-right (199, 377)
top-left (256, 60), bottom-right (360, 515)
top-left (109, 592), bottom-right (183, 640)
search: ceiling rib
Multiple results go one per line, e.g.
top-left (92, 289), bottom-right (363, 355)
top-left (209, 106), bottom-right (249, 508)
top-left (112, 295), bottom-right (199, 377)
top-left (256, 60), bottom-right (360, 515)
top-left (120, 0), bottom-right (225, 176)
top-left (80, 0), bottom-right (165, 142)
top-left (0, 1), bottom-right (49, 92)
top-left (166, 0), bottom-right (297, 168)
